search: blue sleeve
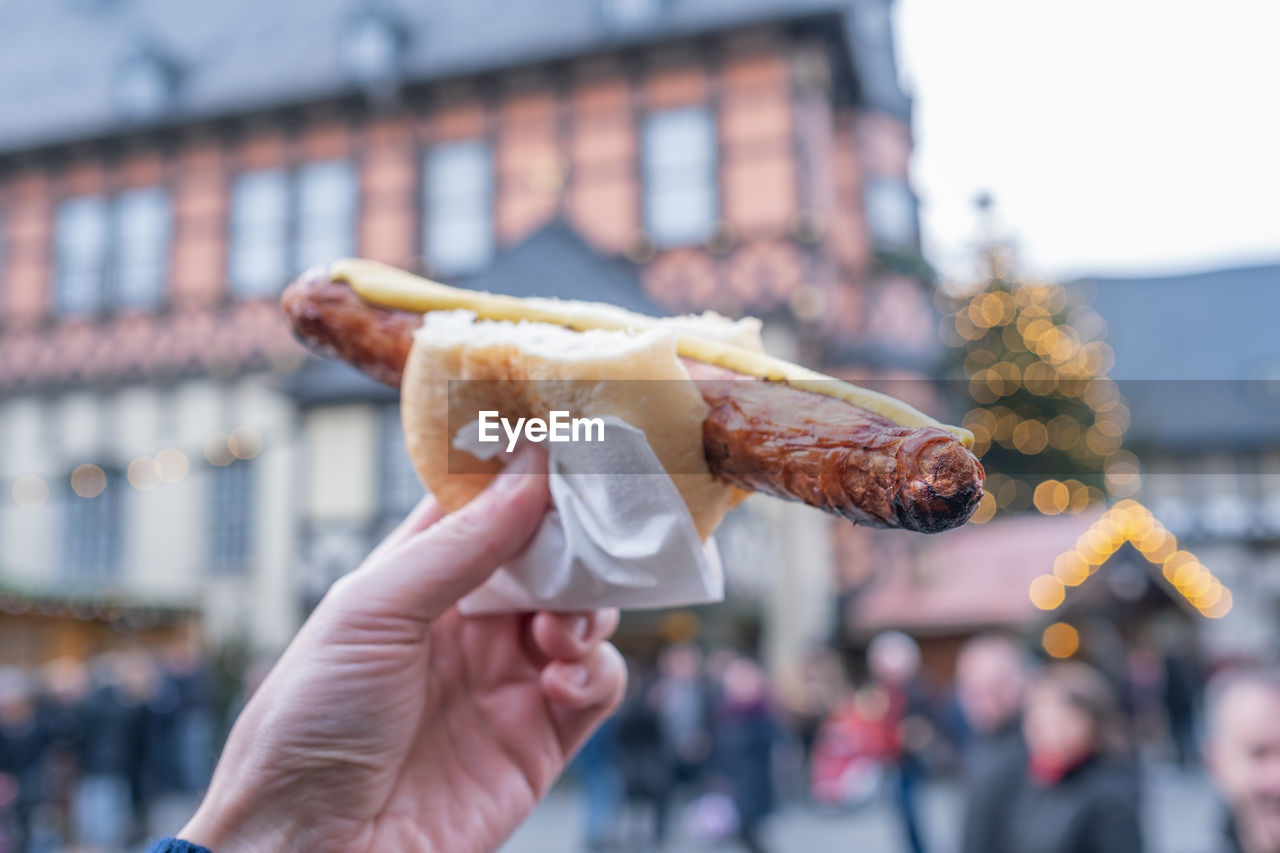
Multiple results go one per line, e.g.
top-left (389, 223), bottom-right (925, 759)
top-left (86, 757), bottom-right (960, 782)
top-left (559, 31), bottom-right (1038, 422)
top-left (147, 838), bottom-right (213, 853)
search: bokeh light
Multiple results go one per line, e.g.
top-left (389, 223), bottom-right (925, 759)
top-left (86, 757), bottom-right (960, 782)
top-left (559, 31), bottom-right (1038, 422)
top-left (12, 474), bottom-right (50, 509)
top-left (70, 464), bottom-right (107, 498)
top-left (1042, 622), bottom-right (1080, 658)
top-left (154, 448), bottom-right (189, 483)
top-left (1029, 575), bottom-right (1066, 610)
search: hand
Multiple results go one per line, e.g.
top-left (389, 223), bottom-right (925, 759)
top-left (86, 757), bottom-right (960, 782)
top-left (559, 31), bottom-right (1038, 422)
top-left (182, 447), bottom-right (627, 852)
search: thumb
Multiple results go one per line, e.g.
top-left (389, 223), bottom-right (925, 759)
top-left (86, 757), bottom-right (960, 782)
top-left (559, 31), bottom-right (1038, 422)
top-left (348, 445), bottom-right (550, 623)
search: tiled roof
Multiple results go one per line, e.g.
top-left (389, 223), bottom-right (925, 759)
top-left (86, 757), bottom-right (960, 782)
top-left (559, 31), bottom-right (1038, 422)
top-left (0, 0), bottom-right (909, 156)
top-left (850, 510), bottom-right (1100, 634)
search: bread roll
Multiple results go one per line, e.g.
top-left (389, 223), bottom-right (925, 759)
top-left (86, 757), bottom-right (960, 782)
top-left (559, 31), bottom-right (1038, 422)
top-left (401, 306), bottom-right (763, 541)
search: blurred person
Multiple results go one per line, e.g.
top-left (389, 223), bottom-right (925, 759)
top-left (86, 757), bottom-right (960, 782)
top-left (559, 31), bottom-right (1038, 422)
top-left (73, 651), bottom-right (151, 848)
top-left (713, 655), bottom-right (778, 853)
top-left (32, 657), bottom-right (90, 847)
top-left (955, 633), bottom-right (1032, 853)
top-left (143, 447), bottom-right (625, 853)
top-left (0, 668), bottom-right (42, 851)
top-left (574, 714), bottom-right (623, 851)
top-left (614, 661), bottom-right (669, 847)
top-left (1005, 661), bottom-right (1142, 853)
top-left (158, 636), bottom-right (216, 793)
top-left (1164, 642), bottom-right (1203, 769)
top-left (654, 643), bottom-right (712, 790)
top-left (1204, 668), bottom-right (1280, 853)
top-left (868, 631), bottom-right (934, 853)
top-left (793, 645), bottom-right (843, 769)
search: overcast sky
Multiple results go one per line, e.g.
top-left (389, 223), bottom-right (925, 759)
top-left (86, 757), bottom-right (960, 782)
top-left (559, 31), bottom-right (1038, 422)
top-left (897, 0), bottom-right (1280, 283)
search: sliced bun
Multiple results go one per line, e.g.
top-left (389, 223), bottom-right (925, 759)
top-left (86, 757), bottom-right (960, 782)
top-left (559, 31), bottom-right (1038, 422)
top-left (400, 304), bottom-right (763, 540)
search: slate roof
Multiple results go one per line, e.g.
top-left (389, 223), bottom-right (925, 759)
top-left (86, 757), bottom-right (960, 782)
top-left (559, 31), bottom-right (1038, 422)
top-left (1074, 262), bottom-right (1280, 449)
top-left (464, 219), bottom-right (668, 315)
top-left (0, 0), bottom-right (908, 157)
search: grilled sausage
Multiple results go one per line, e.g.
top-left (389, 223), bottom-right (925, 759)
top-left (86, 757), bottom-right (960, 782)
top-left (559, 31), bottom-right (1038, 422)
top-left (280, 268), bottom-right (985, 532)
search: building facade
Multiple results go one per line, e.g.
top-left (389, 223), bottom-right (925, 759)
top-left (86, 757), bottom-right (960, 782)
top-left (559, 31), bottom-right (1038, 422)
top-left (0, 0), bottom-right (940, 676)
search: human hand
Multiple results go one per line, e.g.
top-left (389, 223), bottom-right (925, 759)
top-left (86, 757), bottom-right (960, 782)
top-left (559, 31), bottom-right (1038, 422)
top-left (181, 447), bottom-right (626, 852)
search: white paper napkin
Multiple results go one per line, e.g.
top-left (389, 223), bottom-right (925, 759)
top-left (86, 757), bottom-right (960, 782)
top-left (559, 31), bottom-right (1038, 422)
top-left (451, 415), bottom-right (725, 614)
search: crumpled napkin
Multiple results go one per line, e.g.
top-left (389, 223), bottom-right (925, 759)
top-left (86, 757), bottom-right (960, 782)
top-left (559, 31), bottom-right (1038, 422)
top-left (451, 416), bottom-right (725, 614)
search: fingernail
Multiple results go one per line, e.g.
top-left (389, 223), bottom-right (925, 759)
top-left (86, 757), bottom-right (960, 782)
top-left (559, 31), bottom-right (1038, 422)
top-left (572, 614), bottom-right (590, 642)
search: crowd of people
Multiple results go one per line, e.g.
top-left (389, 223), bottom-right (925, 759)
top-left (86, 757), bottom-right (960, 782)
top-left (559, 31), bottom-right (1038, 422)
top-left (7, 624), bottom-right (1280, 853)
top-left (0, 639), bottom-right (226, 852)
top-left (571, 631), bottom-right (1280, 853)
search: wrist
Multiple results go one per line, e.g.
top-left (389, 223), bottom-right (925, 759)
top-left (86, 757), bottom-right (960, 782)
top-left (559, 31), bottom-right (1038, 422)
top-left (180, 801), bottom-right (292, 853)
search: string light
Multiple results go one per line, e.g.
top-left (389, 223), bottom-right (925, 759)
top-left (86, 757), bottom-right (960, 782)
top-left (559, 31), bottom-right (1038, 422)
top-left (1037, 500), bottom-right (1232, 619)
top-left (1042, 622), bottom-right (1080, 658)
top-left (1029, 575), bottom-right (1067, 610)
top-left (12, 475), bottom-right (50, 509)
top-left (3, 427), bottom-right (270, 506)
top-left (154, 449), bottom-right (189, 483)
top-left (127, 458), bottom-right (159, 491)
top-left (70, 464), bottom-right (106, 498)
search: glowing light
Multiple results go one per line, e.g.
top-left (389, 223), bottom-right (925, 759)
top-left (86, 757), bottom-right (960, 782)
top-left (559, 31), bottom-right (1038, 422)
top-left (12, 475), bottom-right (50, 509)
top-left (127, 457), bottom-right (159, 491)
top-left (970, 492), bottom-right (997, 524)
top-left (1162, 550), bottom-right (1198, 583)
top-left (1202, 587), bottom-right (1234, 619)
top-left (1029, 575), bottom-right (1066, 610)
top-left (71, 464), bottom-right (107, 498)
top-left (154, 449), bottom-right (189, 483)
top-left (229, 425), bottom-right (263, 460)
top-left (204, 433), bottom-right (235, 467)
top-left (1042, 622), bottom-right (1080, 659)
top-left (1034, 480), bottom-right (1071, 515)
top-left (1053, 551), bottom-right (1091, 586)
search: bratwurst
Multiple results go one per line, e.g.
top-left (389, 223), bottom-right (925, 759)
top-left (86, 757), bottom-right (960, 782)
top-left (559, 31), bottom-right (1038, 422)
top-left (281, 268), bottom-right (985, 533)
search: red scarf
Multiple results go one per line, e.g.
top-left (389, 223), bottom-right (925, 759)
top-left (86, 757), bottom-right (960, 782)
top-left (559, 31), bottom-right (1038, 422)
top-left (1028, 751), bottom-right (1094, 786)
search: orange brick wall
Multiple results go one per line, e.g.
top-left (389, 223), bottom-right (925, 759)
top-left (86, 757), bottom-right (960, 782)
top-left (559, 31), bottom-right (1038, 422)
top-left (172, 137), bottom-right (228, 310)
top-left (1, 169), bottom-right (52, 328)
top-left (0, 29), bottom-right (895, 381)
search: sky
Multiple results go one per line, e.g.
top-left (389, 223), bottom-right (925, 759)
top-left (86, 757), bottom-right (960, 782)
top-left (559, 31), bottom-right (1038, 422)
top-left (897, 0), bottom-right (1280, 282)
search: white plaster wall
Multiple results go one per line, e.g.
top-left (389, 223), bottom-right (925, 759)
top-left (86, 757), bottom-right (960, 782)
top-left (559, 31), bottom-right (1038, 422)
top-left (305, 405), bottom-right (376, 521)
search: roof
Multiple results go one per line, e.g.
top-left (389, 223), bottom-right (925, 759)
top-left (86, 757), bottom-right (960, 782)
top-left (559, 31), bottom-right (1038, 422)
top-left (0, 0), bottom-right (909, 157)
top-left (1074, 262), bottom-right (1280, 448)
top-left (463, 219), bottom-right (668, 315)
top-left (851, 510), bottom-right (1100, 635)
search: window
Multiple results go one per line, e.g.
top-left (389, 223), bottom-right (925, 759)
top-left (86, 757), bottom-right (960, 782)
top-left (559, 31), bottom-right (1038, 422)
top-left (54, 196), bottom-right (110, 315)
top-left (642, 107), bottom-right (718, 247)
top-left (424, 141), bottom-right (493, 277)
top-left (115, 187), bottom-right (171, 309)
top-left (210, 459), bottom-right (255, 573)
top-left (864, 177), bottom-right (918, 247)
top-left (55, 190), bottom-right (172, 316)
top-left (229, 169), bottom-right (290, 297)
top-left (297, 160), bottom-right (357, 270)
top-left (65, 470), bottom-right (124, 579)
top-left (379, 404), bottom-right (422, 518)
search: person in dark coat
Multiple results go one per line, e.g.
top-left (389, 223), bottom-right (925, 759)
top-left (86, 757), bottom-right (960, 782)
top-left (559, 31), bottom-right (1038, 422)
top-left (615, 663), bottom-right (671, 847)
top-left (955, 633), bottom-right (1032, 853)
top-left (1003, 661), bottom-right (1142, 853)
top-left (868, 631), bottom-right (935, 853)
top-left (713, 655), bottom-right (778, 853)
top-left (0, 668), bottom-right (44, 852)
top-left (1204, 668), bottom-right (1280, 853)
